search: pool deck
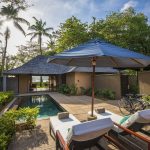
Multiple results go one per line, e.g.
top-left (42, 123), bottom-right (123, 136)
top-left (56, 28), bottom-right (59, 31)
top-left (49, 92), bottom-right (123, 121)
top-left (8, 92), bottom-right (143, 150)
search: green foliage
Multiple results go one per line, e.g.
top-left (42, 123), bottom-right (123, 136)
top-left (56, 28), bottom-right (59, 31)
top-left (55, 16), bottom-right (89, 52)
top-left (0, 133), bottom-right (10, 150)
top-left (143, 95), bottom-right (150, 103)
top-left (129, 84), bottom-right (139, 94)
top-left (45, 50), bottom-right (57, 56)
top-left (0, 107), bottom-right (39, 150)
top-left (89, 8), bottom-right (150, 55)
top-left (27, 17), bottom-right (53, 55)
top-left (1, 0), bottom-right (30, 10)
top-left (58, 84), bottom-right (78, 95)
top-left (81, 87), bottom-right (115, 100)
top-left (4, 107), bottom-right (39, 127)
top-left (70, 84), bottom-right (78, 95)
top-left (86, 88), bottom-right (93, 96)
top-left (54, 8), bottom-right (150, 55)
top-left (0, 113), bottom-right (15, 150)
top-left (95, 89), bottom-right (116, 100)
top-left (80, 87), bottom-right (87, 95)
top-left (58, 84), bottom-right (71, 95)
top-left (0, 91), bottom-right (14, 106)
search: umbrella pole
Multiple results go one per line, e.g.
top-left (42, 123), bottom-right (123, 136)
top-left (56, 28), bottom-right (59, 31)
top-left (91, 58), bottom-right (96, 117)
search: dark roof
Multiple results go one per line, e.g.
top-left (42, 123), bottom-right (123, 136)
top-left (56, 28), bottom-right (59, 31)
top-left (3, 55), bottom-right (118, 75)
top-left (3, 55), bottom-right (71, 75)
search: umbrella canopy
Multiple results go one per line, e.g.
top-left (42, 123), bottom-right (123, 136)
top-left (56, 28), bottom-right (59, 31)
top-left (48, 39), bottom-right (150, 68)
top-left (48, 39), bottom-right (150, 118)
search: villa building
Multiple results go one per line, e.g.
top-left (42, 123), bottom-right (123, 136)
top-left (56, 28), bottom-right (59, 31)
top-left (2, 55), bottom-right (150, 99)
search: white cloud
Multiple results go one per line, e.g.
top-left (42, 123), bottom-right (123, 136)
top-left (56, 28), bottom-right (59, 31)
top-left (120, 0), bottom-right (138, 12)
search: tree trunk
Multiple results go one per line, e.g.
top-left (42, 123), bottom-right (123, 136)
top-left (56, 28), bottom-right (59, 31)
top-left (39, 34), bottom-right (42, 55)
top-left (39, 34), bottom-right (43, 87)
top-left (1, 35), bottom-right (8, 76)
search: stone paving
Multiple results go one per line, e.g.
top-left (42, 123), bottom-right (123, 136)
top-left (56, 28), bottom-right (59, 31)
top-left (8, 92), bottom-right (129, 150)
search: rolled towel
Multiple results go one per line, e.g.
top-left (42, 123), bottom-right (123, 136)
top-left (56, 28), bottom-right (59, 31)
top-left (58, 112), bottom-right (69, 119)
top-left (95, 108), bottom-right (105, 114)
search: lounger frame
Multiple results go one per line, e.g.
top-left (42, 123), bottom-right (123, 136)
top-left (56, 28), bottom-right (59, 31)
top-left (55, 130), bottom-right (127, 150)
top-left (111, 122), bottom-right (150, 150)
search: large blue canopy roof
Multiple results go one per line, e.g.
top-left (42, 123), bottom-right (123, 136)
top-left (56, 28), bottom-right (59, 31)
top-left (48, 39), bottom-right (150, 68)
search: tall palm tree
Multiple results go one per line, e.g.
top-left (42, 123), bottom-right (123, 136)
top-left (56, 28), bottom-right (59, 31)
top-left (0, 4), bottom-right (29, 75)
top-left (1, 27), bottom-right (10, 74)
top-left (0, 4), bottom-right (29, 35)
top-left (27, 17), bottom-right (53, 55)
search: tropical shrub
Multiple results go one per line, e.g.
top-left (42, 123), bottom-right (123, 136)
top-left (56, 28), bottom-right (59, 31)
top-left (0, 91), bottom-right (14, 106)
top-left (0, 107), bottom-right (39, 150)
top-left (58, 84), bottom-right (71, 94)
top-left (86, 88), bottom-right (93, 96)
top-left (143, 95), bottom-right (150, 103)
top-left (0, 113), bottom-right (15, 150)
top-left (83, 88), bottom-right (116, 100)
top-left (80, 87), bottom-right (87, 95)
top-left (70, 84), bottom-right (78, 95)
top-left (94, 89), bottom-right (115, 100)
top-left (129, 84), bottom-right (139, 94)
top-left (4, 107), bottom-right (39, 127)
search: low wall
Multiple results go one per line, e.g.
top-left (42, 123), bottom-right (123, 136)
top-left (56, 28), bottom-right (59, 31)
top-left (95, 74), bottom-right (121, 99)
top-left (138, 71), bottom-right (150, 95)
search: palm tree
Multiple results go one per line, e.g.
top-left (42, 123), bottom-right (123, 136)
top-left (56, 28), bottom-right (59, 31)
top-left (27, 17), bottom-right (53, 55)
top-left (1, 27), bottom-right (10, 74)
top-left (0, 4), bottom-right (29, 35)
top-left (0, 4), bottom-right (29, 75)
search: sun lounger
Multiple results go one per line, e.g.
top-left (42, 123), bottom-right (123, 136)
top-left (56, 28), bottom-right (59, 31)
top-left (49, 113), bottom-right (80, 139)
top-left (89, 109), bottom-right (150, 150)
top-left (50, 112), bottom-right (127, 150)
top-left (89, 109), bottom-right (150, 133)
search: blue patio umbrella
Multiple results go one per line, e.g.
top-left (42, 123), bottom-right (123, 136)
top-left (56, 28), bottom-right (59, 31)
top-left (48, 39), bottom-right (150, 117)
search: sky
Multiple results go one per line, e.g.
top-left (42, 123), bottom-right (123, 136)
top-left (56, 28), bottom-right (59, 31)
top-left (1, 0), bottom-right (150, 55)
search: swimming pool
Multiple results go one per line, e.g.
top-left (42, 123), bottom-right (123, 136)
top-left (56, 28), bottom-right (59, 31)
top-left (18, 94), bottom-right (64, 119)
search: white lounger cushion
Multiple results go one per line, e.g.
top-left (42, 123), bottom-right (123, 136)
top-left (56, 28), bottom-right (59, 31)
top-left (67, 118), bottom-right (113, 144)
top-left (122, 109), bottom-right (150, 127)
top-left (90, 109), bottom-right (150, 133)
top-left (88, 110), bottom-right (122, 123)
top-left (50, 114), bottom-right (80, 141)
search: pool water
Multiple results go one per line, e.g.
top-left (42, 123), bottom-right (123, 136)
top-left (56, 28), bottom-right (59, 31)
top-left (19, 95), bottom-right (63, 118)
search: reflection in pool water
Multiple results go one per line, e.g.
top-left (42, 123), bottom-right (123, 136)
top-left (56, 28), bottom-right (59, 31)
top-left (19, 95), bottom-right (63, 118)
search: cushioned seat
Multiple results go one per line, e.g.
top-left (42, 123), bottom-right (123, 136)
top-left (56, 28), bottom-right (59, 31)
top-left (50, 114), bottom-right (80, 142)
top-left (67, 118), bottom-right (113, 144)
top-left (89, 109), bottom-right (150, 133)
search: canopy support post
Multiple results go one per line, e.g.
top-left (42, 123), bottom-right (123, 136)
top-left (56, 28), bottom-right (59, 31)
top-left (91, 57), bottom-right (96, 117)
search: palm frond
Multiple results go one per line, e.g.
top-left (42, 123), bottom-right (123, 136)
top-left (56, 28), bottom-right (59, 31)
top-left (32, 17), bottom-right (39, 22)
top-left (14, 22), bottom-right (26, 35)
top-left (43, 32), bottom-right (50, 37)
top-left (14, 17), bottom-right (30, 26)
top-left (30, 33), bottom-right (38, 41)
top-left (26, 32), bottom-right (36, 36)
top-left (45, 27), bottom-right (53, 31)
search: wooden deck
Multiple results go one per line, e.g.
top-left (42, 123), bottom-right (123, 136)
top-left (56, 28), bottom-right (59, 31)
top-left (8, 92), bottom-right (126, 150)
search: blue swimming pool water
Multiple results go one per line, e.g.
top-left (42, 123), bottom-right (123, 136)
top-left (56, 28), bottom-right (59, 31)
top-left (19, 95), bottom-right (63, 118)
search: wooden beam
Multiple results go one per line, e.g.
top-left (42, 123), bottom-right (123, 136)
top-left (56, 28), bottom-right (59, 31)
top-left (56, 130), bottom-right (69, 150)
top-left (114, 122), bottom-right (150, 145)
top-left (130, 58), bottom-right (145, 67)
